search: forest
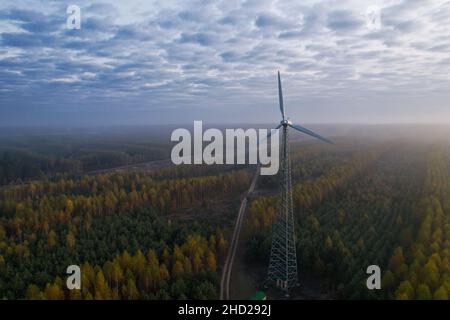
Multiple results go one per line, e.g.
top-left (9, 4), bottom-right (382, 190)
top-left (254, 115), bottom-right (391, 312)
top-left (0, 127), bottom-right (172, 184)
top-left (0, 162), bottom-right (250, 299)
top-left (0, 129), bottom-right (449, 299)
top-left (245, 140), bottom-right (449, 299)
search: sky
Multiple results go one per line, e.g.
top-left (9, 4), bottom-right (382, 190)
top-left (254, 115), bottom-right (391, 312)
top-left (1, 0), bottom-right (450, 126)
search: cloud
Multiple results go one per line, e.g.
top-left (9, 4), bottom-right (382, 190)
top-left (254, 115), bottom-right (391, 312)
top-left (0, 0), bottom-right (450, 126)
top-left (178, 32), bottom-right (216, 46)
top-left (327, 9), bottom-right (364, 31)
top-left (256, 13), bottom-right (289, 28)
top-left (1, 32), bottom-right (56, 47)
top-left (278, 30), bottom-right (303, 39)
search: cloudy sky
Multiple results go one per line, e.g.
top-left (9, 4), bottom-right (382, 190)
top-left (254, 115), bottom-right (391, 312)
top-left (1, 0), bottom-right (450, 126)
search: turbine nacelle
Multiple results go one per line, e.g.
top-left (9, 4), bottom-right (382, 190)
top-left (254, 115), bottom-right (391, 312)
top-left (280, 119), bottom-right (292, 127)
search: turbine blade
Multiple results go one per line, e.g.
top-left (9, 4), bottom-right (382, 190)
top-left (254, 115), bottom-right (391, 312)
top-left (278, 71), bottom-right (285, 120)
top-left (259, 124), bottom-right (281, 147)
top-left (289, 124), bottom-right (334, 144)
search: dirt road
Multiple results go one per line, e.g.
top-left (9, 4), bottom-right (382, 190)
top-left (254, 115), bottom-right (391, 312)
top-left (220, 166), bottom-right (260, 300)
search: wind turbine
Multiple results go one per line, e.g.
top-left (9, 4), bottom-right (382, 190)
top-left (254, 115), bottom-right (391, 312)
top-left (266, 71), bottom-right (333, 297)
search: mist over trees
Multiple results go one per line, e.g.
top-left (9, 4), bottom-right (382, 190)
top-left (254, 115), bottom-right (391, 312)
top-left (245, 142), bottom-right (449, 299)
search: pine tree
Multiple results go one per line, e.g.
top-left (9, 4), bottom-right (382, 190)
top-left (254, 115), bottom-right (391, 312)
top-left (26, 284), bottom-right (44, 300)
top-left (44, 282), bottom-right (64, 300)
top-left (394, 281), bottom-right (414, 300)
top-left (433, 286), bottom-right (448, 300)
top-left (66, 231), bottom-right (76, 250)
top-left (172, 260), bottom-right (184, 279)
top-left (416, 284), bottom-right (432, 300)
top-left (47, 230), bottom-right (57, 247)
top-left (206, 250), bottom-right (217, 271)
top-left (94, 270), bottom-right (111, 300)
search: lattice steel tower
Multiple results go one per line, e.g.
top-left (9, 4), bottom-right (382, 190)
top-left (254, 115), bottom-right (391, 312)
top-left (267, 123), bottom-right (298, 295)
top-left (265, 72), bottom-right (333, 297)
